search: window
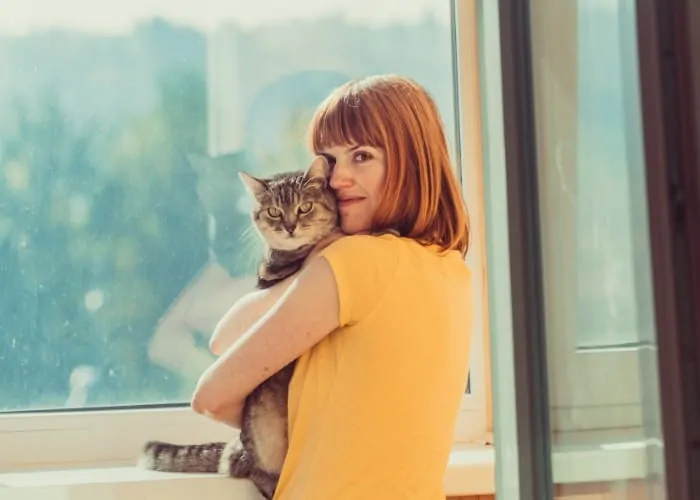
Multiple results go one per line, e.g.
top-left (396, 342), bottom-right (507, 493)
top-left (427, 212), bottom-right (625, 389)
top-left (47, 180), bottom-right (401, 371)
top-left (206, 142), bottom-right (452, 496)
top-left (0, 0), bottom-right (490, 470)
top-left (529, 0), bottom-right (658, 436)
top-left (484, 0), bottom-right (658, 442)
top-left (489, 0), bottom-right (666, 497)
top-left (573, 0), bottom-right (653, 351)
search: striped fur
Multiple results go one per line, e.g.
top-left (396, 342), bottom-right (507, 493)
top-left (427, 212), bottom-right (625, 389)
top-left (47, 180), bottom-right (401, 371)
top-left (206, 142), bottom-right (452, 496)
top-left (139, 441), bottom-right (226, 473)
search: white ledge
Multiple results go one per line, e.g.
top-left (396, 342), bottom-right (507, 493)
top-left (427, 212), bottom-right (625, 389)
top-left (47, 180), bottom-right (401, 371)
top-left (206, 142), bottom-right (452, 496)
top-left (0, 440), bottom-right (659, 499)
top-left (0, 446), bottom-right (494, 499)
top-left (0, 468), bottom-right (264, 500)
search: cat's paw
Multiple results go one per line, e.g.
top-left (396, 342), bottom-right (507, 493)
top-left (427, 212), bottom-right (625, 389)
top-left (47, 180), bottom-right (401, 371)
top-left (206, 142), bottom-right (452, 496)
top-left (137, 440), bottom-right (163, 470)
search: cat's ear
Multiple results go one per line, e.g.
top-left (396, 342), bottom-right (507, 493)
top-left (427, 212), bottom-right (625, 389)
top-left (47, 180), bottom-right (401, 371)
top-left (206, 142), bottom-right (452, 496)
top-left (304, 156), bottom-right (330, 183)
top-left (238, 172), bottom-right (268, 199)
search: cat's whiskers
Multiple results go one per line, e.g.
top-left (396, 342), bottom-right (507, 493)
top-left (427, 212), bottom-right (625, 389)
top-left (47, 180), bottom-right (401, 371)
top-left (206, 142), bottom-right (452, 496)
top-left (238, 225), bottom-right (265, 272)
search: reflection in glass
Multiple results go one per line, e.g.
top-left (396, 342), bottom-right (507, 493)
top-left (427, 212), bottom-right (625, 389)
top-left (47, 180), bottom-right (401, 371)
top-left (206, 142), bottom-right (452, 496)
top-left (530, 0), bottom-right (665, 498)
top-left (0, 2), bottom-right (456, 411)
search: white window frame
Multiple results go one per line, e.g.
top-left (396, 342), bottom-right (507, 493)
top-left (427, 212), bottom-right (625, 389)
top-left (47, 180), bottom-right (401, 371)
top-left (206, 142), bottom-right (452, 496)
top-left (452, 0), bottom-right (492, 446)
top-left (0, 0), bottom-right (491, 472)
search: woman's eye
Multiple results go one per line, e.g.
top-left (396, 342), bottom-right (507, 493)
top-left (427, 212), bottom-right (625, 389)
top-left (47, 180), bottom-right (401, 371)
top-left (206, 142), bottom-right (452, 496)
top-left (266, 207), bottom-right (282, 218)
top-left (298, 202), bottom-right (313, 214)
top-left (353, 151), bottom-right (371, 162)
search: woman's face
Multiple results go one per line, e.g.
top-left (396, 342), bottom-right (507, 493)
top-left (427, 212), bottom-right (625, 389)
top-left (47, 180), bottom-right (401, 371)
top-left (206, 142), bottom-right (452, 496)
top-left (319, 144), bottom-right (386, 234)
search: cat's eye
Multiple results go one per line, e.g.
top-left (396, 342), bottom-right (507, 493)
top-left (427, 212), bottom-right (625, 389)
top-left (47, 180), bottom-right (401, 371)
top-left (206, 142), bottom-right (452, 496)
top-left (266, 207), bottom-right (283, 218)
top-left (298, 202), bottom-right (313, 214)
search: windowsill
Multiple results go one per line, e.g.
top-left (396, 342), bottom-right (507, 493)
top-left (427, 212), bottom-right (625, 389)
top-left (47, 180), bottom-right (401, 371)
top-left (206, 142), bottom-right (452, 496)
top-left (0, 466), bottom-right (264, 499)
top-left (0, 439), bottom-right (658, 499)
top-left (0, 446), bottom-right (493, 499)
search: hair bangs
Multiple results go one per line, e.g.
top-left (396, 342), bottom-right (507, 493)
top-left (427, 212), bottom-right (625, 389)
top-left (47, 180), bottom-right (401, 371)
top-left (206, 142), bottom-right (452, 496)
top-left (309, 88), bottom-right (384, 153)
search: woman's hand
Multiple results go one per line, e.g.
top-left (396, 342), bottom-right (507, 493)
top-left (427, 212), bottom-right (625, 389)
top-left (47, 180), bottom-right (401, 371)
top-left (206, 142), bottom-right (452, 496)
top-left (192, 365), bottom-right (245, 428)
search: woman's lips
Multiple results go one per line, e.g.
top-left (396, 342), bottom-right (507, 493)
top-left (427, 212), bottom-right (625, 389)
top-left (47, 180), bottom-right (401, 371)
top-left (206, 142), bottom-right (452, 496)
top-left (337, 197), bottom-right (364, 208)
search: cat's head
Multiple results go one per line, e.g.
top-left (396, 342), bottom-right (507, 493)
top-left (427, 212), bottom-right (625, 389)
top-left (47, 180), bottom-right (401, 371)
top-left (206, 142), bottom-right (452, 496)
top-left (239, 157), bottom-right (338, 251)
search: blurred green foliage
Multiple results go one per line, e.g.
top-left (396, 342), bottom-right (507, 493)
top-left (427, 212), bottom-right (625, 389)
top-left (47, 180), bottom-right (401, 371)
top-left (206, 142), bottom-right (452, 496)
top-left (0, 69), bottom-right (210, 408)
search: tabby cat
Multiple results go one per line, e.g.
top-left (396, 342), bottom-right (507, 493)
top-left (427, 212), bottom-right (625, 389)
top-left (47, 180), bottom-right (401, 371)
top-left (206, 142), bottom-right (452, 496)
top-left (139, 156), bottom-right (338, 499)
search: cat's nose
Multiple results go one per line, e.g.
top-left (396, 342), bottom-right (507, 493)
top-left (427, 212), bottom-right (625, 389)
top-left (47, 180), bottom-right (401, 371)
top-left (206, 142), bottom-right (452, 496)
top-left (283, 223), bottom-right (296, 235)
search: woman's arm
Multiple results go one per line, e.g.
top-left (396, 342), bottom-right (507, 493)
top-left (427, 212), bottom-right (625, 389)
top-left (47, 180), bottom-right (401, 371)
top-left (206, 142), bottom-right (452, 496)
top-left (190, 255), bottom-right (340, 427)
top-left (208, 232), bottom-right (345, 356)
top-left (208, 275), bottom-right (296, 356)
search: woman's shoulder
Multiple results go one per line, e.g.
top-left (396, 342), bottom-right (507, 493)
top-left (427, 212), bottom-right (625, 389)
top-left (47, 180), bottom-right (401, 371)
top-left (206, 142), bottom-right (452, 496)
top-left (322, 232), bottom-right (466, 262)
top-left (315, 233), bottom-right (404, 283)
top-left (322, 232), bottom-right (402, 256)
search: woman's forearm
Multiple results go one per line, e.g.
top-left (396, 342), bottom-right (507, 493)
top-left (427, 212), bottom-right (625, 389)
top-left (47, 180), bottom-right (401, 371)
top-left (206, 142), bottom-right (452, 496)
top-left (208, 275), bottom-right (296, 355)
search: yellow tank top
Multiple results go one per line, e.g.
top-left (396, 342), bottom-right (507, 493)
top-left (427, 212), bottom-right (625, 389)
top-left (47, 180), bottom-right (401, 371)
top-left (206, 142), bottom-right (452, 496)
top-left (273, 234), bottom-right (472, 500)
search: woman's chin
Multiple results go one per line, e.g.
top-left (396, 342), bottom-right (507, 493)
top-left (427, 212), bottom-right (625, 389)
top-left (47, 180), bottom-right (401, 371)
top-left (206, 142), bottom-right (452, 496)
top-left (340, 220), bottom-right (371, 235)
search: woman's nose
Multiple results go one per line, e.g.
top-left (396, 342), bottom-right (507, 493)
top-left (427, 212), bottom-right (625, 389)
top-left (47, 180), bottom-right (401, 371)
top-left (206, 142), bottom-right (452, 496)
top-left (329, 161), bottom-right (353, 190)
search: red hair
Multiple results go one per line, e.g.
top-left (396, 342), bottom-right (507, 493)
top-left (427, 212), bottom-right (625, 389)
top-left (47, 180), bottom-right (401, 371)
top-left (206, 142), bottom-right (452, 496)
top-left (307, 74), bottom-right (470, 256)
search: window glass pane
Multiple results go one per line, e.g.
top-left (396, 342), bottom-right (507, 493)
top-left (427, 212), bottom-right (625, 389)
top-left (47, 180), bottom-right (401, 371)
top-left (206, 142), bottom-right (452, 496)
top-left (0, 2), bottom-right (457, 411)
top-left (574, 0), bottom-right (649, 349)
top-left (529, 0), bottom-right (665, 496)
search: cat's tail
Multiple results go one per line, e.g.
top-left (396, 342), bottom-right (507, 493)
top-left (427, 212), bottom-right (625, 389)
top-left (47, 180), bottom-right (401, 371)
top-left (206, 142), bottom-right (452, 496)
top-left (138, 440), bottom-right (226, 473)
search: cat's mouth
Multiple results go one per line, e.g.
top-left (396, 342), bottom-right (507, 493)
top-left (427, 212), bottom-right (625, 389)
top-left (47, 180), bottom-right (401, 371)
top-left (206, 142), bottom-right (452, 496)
top-left (281, 232), bottom-right (303, 243)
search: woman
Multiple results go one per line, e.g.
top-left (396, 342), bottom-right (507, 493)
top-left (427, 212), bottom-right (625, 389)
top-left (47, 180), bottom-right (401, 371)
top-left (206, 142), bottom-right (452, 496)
top-left (191, 74), bottom-right (473, 499)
